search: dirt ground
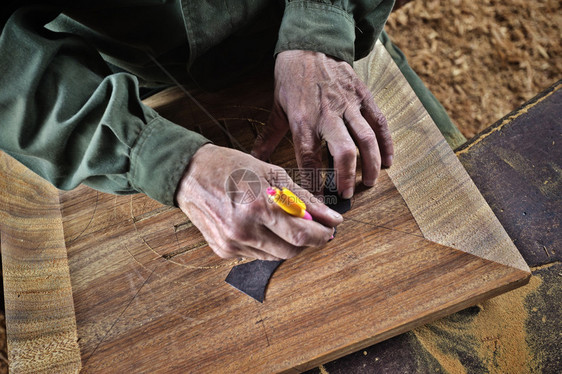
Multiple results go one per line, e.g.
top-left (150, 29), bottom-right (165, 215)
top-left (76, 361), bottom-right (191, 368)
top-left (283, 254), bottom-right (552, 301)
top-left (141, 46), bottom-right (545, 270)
top-left (0, 1), bottom-right (559, 372)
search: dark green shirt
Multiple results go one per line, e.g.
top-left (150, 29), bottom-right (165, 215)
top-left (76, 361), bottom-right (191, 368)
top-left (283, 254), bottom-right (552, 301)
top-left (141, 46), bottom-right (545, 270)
top-left (0, 0), bottom-right (394, 206)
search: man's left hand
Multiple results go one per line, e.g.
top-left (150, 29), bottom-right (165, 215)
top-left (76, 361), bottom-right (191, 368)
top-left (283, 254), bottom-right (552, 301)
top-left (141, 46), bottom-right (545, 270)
top-left (252, 50), bottom-right (394, 198)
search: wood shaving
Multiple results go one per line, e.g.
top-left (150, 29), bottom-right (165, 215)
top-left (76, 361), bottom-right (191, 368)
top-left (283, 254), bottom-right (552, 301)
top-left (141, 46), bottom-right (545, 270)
top-left (387, 0), bottom-right (562, 138)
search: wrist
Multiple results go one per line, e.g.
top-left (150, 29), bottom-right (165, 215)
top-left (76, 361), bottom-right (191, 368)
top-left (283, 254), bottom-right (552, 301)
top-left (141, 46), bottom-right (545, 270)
top-left (174, 143), bottom-right (217, 205)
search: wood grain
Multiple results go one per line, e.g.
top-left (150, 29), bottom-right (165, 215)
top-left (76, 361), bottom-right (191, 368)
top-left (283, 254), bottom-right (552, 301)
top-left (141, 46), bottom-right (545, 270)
top-left (60, 165), bottom-right (529, 373)
top-left (0, 41), bottom-right (531, 373)
top-left (0, 153), bottom-right (81, 373)
top-left (61, 42), bottom-right (527, 372)
top-left (355, 41), bottom-right (530, 272)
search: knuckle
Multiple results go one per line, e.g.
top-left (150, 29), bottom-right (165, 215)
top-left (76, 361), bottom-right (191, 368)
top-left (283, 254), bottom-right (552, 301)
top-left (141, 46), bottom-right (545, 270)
top-left (290, 109), bottom-right (311, 127)
top-left (370, 109), bottom-right (389, 129)
top-left (290, 230), bottom-right (311, 247)
top-left (265, 165), bottom-right (291, 186)
top-left (262, 208), bottom-right (279, 228)
top-left (251, 238), bottom-right (268, 253)
top-left (353, 80), bottom-right (370, 99)
top-left (360, 88), bottom-right (375, 103)
top-left (223, 226), bottom-right (248, 244)
top-left (377, 114), bottom-right (389, 129)
top-left (356, 128), bottom-right (377, 145)
top-left (299, 149), bottom-right (320, 167)
top-left (334, 144), bottom-right (357, 163)
top-left (341, 79), bottom-right (355, 94)
top-left (270, 165), bottom-right (287, 177)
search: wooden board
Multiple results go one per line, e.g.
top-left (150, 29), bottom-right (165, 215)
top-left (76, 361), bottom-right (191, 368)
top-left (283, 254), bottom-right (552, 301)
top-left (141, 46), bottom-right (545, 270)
top-left (356, 43), bottom-right (529, 272)
top-left (0, 154), bottom-right (81, 373)
top-left (0, 42), bottom-right (530, 373)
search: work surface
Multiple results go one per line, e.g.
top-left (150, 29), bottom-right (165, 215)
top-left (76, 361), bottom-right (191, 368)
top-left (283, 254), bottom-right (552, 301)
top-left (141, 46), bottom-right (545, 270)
top-left (0, 42), bottom-right (531, 373)
top-left (307, 81), bottom-right (561, 374)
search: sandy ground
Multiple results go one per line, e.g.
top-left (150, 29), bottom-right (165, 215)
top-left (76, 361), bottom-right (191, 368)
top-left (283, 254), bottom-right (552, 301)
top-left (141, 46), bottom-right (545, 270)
top-left (0, 1), bottom-right (560, 372)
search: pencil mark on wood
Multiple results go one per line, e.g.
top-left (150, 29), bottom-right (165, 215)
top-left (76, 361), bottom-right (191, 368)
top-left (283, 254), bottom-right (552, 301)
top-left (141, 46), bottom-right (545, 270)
top-left (161, 242), bottom-right (208, 260)
top-left (132, 205), bottom-right (175, 223)
top-left (0, 43), bottom-right (531, 372)
top-left (346, 217), bottom-right (425, 238)
top-left (67, 192), bottom-right (99, 244)
top-left (83, 268), bottom-right (156, 368)
top-left (257, 309), bottom-right (271, 347)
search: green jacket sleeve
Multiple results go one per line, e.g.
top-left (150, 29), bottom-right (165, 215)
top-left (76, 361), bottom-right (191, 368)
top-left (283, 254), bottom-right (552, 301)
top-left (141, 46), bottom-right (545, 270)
top-left (0, 6), bottom-right (209, 206)
top-left (275, 0), bottom-right (395, 65)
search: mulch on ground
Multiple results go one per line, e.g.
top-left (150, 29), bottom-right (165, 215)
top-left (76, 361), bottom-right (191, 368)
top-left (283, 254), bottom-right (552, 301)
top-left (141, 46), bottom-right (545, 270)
top-left (386, 0), bottom-right (561, 138)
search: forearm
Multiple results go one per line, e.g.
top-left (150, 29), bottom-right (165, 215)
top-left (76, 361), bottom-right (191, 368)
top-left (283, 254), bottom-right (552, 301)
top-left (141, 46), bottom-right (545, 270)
top-left (0, 6), bottom-right (209, 205)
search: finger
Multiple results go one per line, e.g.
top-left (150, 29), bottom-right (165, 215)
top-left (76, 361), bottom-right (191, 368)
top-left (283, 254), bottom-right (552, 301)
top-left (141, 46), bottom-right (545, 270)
top-left (251, 103), bottom-right (289, 161)
top-left (250, 225), bottom-right (304, 259)
top-left (284, 179), bottom-right (343, 228)
top-left (229, 242), bottom-right (282, 261)
top-left (262, 203), bottom-right (334, 249)
top-left (344, 108), bottom-right (381, 186)
top-left (361, 94), bottom-right (394, 167)
top-left (211, 219), bottom-right (284, 260)
top-left (185, 205), bottom-right (276, 260)
top-left (322, 116), bottom-right (357, 199)
top-left (222, 206), bottom-right (308, 260)
top-left (291, 129), bottom-right (324, 195)
top-left (212, 239), bottom-right (281, 261)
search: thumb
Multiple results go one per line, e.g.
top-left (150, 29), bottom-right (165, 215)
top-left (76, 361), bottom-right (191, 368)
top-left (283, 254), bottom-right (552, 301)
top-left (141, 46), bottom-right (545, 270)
top-left (251, 103), bottom-right (289, 161)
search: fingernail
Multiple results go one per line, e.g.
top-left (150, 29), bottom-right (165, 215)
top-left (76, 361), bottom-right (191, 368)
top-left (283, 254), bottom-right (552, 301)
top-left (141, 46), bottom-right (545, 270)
top-left (331, 211), bottom-right (342, 220)
top-left (342, 188), bottom-right (353, 199)
top-left (383, 155), bottom-right (394, 167)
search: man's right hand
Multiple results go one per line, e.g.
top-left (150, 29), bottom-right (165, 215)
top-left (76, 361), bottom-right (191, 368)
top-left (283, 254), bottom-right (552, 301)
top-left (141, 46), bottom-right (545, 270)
top-left (175, 144), bottom-right (343, 260)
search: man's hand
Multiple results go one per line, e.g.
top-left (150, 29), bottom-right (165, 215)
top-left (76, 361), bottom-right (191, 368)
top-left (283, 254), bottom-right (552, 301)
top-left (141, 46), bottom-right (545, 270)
top-left (176, 144), bottom-right (343, 260)
top-left (252, 50), bottom-right (394, 198)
